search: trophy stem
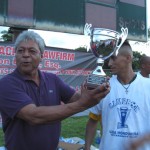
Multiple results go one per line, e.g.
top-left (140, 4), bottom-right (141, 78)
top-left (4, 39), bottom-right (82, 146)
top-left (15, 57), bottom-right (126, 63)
top-left (97, 58), bottom-right (104, 65)
top-left (86, 58), bottom-right (106, 89)
top-left (92, 58), bottom-right (106, 76)
top-left (92, 66), bottom-right (106, 76)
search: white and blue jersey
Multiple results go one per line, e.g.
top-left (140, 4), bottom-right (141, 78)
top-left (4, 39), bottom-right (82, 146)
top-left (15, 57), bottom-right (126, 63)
top-left (90, 75), bottom-right (150, 150)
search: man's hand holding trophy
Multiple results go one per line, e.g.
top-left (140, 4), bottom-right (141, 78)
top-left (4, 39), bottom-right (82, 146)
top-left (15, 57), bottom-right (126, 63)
top-left (84, 23), bottom-right (128, 89)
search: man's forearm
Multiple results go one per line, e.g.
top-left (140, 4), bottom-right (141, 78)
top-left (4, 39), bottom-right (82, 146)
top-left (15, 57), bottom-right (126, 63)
top-left (85, 118), bottom-right (98, 150)
top-left (17, 102), bottom-right (86, 125)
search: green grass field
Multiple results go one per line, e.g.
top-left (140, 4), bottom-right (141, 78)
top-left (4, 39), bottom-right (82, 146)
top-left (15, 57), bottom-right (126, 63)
top-left (0, 116), bottom-right (100, 146)
top-left (0, 129), bottom-right (4, 146)
top-left (61, 116), bottom-right (89, 139)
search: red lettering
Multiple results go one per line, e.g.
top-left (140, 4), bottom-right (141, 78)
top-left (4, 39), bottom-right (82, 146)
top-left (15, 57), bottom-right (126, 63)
top-left (5, 46), bottom-right (15, 56)
top-left (43, 50), bottom-right (75, 61)
top-left (43, 51), bottom-right (49, 59)
top-left (0, 46), bottom-right (5, 55)
top-left (55, 52), bottom-right (60, 59)
top-left (12, 58), bottom-right (16, 65)
top-left (67, 53), bottom-right (74, 61)
top-left (0, 68), bottom-right (8, 75)
top-left (62, 53), bottom-right (67, 60)
top-left (48, 51), bottom-right (56, 59)
top-left (44, 60), bottom-right (60, 69)
top-left (0, 59), bottom-right (10, 65)
top-left (44, 60), bottom-right (50, 67)
top-left (0, 46), bottom-right (15, 56)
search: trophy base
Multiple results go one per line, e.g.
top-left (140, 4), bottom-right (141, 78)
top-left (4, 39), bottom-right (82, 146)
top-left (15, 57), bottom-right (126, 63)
top-left (85, 74), bottom-right (107, 89)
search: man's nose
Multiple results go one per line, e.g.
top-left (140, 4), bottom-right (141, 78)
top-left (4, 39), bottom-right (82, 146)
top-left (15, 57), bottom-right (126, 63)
top-left (22, 50), bottom-right (30, 56)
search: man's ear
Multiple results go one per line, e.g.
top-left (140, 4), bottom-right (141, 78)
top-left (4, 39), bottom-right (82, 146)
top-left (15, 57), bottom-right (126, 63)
top-left (126, 54), bottom-right (132, 62)
top-left (141, 64), bottom-right (145, 69)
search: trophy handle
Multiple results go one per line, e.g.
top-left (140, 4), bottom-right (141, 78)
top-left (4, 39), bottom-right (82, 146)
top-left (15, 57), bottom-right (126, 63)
top-left (115, 28), bottom-right (128, 56)
top-left (84, 23), bottom-right (92, 36)
top-left (84, 23), bottom-right (92, 52)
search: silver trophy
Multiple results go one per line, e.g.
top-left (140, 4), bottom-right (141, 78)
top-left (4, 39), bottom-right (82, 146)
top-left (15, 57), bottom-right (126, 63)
top-left (84, 23), bottom-right (128, 89)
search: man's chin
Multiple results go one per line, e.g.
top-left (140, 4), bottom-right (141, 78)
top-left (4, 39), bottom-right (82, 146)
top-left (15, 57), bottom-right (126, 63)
top-left (18, 68), bottom-right (34, 75)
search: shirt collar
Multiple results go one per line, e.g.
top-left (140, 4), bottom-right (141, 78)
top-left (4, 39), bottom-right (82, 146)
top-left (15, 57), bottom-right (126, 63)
top-left (13, 69), bottom-right (45, 84)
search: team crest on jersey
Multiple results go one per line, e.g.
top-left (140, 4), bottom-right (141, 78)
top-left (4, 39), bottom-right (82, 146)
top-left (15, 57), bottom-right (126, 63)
top-left (117, 107), bottom-right (131, 129)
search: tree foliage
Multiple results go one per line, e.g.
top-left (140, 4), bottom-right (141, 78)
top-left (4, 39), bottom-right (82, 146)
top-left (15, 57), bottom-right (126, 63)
top-left (0, 30), bottom-right (13, 42)
top-left (148, 27), bottom-right (150, 38)
top-left (132, 51), bottom-right (145, 71)
top-left (75, 46), bottom-right (88, 52)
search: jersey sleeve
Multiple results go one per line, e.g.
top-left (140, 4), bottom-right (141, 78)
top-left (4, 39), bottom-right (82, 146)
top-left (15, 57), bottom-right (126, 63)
top-left (89, 102), bottom-right (102, 116)
top-left (89, 112), bottom-right (101, 121)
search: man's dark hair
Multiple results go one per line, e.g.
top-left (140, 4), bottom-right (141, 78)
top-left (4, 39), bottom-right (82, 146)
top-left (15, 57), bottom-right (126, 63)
top-left (140, 55), bottom-right (150, 67)
top-left (122, 40), bottom-right (131, 47)
top-left (118, 40), bottom-right (133, 58)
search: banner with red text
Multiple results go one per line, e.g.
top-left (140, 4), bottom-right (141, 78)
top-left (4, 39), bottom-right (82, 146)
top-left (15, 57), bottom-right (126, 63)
top-left (0, 42), bottom-right (97, 90)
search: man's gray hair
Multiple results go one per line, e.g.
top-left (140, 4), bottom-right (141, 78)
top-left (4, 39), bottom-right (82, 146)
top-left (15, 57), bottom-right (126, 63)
top-left (14, 30), bottom-right (45, 54)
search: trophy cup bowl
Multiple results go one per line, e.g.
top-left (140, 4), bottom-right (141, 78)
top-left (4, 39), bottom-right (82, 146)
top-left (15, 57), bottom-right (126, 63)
top-left (84, 23), bottom-right (128, 89)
